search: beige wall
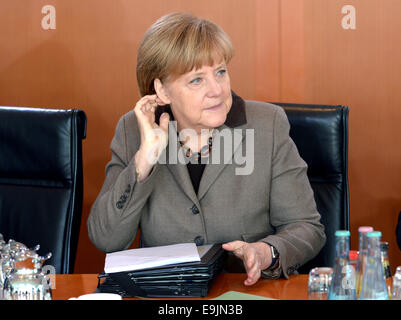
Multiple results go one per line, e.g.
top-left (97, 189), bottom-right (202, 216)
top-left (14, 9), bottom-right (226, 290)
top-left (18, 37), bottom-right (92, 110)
top-left (0, 0), bottom-right (400, 274)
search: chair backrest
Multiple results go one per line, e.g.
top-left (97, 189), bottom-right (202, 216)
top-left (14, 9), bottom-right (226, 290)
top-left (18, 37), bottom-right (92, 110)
top-left (0, 106), bottom-right (86, 274)
top-left (274, 102), bottom-right (350, 273)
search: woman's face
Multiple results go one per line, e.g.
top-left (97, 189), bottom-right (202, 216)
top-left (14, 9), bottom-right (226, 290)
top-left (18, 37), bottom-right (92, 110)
top-left (156, 60), bottom-right (232, 132)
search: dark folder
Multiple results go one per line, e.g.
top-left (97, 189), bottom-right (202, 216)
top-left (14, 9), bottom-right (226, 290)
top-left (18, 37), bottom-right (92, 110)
top-left (97, 244), bottom-right (226, 297)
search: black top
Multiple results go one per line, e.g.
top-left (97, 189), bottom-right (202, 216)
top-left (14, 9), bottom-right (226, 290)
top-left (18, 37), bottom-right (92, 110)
top-left (186, 159), bottom-right (206, 195)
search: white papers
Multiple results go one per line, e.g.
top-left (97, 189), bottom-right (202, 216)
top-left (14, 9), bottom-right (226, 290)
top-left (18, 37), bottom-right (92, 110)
top-left (104, 243), bottom-right (201, 274)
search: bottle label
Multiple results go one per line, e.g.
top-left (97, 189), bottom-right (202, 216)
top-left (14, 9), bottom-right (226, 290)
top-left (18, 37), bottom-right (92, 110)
top-left (383, 262), bottom-right (392, 278)
top-left (342, 264), bottom-right (356, 290)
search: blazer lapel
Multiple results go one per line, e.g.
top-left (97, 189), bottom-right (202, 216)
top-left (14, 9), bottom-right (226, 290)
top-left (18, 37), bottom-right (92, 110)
top-left (164, 122), bottom-right (200, 206)
top-left (197, 124), bottom-right (246, 201)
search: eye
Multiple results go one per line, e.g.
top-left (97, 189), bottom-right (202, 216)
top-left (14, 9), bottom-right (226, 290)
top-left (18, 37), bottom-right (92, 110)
top-left (189, 77), bottom-right (202, 85)
top-left (217, 69), bottom-right (227, 77)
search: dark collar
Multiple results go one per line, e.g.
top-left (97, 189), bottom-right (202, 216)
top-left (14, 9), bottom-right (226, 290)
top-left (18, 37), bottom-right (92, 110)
top-left (155, 90), bottom-right (247, 128)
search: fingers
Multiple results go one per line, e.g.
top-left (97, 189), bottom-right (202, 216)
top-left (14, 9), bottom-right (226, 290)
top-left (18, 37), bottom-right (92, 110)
top-left (135, 95), bottom-right (165, 115)
top-left (244, 250), bottom-right (262, 286)
top-left (241, 246), bottom-right (259, 285)
top-left (244, 265), bottom-right (261, 286)
top-left (140, 97), bottom-right (157, 113)
top-left (223, 241), bottom-right (263, 286)
top-left (159, 112), bottom-right (170, 132)
top-left (222, 241), bottom-right (246, 258)
top-left (142, 102), bottom-right (156, 113)
top-left (155, 96), bottom-right (167, 106)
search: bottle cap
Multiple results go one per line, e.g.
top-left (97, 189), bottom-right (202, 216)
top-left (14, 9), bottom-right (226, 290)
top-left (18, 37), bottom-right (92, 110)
top-left (335, 230), bottom-right (350, 237)
top-left (358, 226), bottom-right (374, 233)
top-left (349, 250), bottom-right (359, 261)
top-left (367, 231), bottom-right (382, 237)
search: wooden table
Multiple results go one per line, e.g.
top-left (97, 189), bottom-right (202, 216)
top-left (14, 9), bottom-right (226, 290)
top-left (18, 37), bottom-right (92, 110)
top-left (52, 273), bottom-right (309, 300)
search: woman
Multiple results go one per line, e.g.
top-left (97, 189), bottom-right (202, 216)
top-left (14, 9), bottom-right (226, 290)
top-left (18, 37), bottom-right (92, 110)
top-left (88, 12), bottom-right (326, 285)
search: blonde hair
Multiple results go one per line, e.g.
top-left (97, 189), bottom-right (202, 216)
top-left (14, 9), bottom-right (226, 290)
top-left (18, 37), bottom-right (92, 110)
top-left (136, 12), bottom-right (234, 96)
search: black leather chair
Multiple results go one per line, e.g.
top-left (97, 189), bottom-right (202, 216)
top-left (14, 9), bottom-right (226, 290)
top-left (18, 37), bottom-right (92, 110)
top-left (0, 106), bottom-right (86, 274)
top-left (275, 103), bottom-right (350, 273)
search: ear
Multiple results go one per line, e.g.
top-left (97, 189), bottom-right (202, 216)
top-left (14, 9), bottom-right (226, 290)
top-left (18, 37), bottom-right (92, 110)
top-left (154, 78), bottom-right (171, 105)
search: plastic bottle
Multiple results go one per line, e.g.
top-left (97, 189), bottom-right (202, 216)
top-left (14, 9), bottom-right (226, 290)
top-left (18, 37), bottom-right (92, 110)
top-left (392, 266), bottom-right (401, 300)
top-left (355, 226), bottom-right (373, 298)
top-left (328, 230), bottom-right (356, 300)
top-left (380, 241), bottom-right (392, 299)
top-left (359, 231), bottom-right (389, 300)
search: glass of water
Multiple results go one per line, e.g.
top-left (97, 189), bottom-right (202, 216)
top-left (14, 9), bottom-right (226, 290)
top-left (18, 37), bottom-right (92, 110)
top-left (392, 266), bottom-right (401, 300)
top-left (308, 267), bottom-right (333, 300)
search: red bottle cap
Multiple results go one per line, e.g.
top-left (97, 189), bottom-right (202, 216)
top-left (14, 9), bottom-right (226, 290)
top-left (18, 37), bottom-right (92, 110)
top-left (349, 250), bottom-right (359, 260)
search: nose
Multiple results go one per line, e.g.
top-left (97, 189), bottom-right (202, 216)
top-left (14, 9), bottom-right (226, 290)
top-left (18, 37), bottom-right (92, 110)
top-left (206, 76), bottom-right (223, 97)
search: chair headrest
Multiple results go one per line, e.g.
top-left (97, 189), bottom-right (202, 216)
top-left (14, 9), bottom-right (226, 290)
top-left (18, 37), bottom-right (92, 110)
top-left (0, 106), bottom-right (86, 182)
top-left (278, 103), bottom-right (349, 181)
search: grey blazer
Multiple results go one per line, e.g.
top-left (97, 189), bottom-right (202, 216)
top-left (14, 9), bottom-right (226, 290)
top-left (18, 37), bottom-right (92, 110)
top-left (87, 92), bottom-right (326, 278)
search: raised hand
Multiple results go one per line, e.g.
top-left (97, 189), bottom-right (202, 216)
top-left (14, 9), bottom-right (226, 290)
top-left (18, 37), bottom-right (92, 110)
top-left (134, 94), bottom-right (170, 181)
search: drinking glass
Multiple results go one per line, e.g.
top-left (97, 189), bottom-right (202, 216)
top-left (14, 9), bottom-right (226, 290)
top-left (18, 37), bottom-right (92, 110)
top-left (392, 266), bottom-right (401, 300)
top-left (308, 267), bottom-right (333, 300)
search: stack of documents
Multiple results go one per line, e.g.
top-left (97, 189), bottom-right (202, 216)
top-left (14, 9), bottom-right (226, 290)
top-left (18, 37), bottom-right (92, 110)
top-left (97, 243), bottom-right (226, 297)
top-left (104, 243), bottom-right (201, 273)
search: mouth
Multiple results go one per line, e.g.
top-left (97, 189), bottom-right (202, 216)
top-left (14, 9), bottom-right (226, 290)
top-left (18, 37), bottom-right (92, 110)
top-left (204, 103), bottom-right (223, 111)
